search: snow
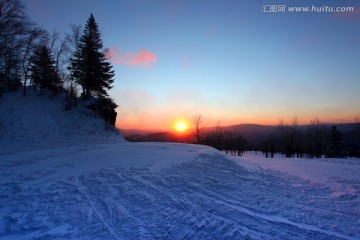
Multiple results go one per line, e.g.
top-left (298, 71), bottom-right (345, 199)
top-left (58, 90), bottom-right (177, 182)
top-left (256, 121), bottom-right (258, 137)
top-left (1, 90), bottom-right (359, 239)
top-left (0, 89), bottom-right (124, 155)
top-left (235, 152), bottom-right (360, 200)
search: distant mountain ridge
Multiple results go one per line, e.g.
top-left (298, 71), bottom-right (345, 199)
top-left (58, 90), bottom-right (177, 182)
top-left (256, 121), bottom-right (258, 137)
top-left (121, 123), bottom-right (358, 144)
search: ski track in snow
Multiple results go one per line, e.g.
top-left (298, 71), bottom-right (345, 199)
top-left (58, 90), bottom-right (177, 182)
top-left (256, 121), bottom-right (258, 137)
top-left (0, 144), bottom-right (359, 240)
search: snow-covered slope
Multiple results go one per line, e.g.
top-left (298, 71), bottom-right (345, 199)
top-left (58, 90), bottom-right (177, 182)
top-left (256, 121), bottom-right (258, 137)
top-left (0, 89), bottom-right (123, 155)
top-left (0, 90), bottom-right (359, 239)
top-left (1, 144), bottom-right (359, 239)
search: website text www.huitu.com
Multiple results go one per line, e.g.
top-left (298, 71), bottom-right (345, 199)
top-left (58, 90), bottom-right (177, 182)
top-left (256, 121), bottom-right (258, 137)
top-left (261, 5), bottom-right (355, 13)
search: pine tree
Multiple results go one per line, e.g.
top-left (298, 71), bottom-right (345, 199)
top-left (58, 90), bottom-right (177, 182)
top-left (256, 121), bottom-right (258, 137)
top-left (325, 125), bottom-right (346, 158)
top-left (68, 14), bottom-right (114, 99)
top-left (29, 45), bottom-right (61, 95)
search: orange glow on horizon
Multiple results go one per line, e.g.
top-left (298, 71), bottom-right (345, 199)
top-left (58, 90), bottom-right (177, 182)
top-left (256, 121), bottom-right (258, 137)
top-left (115, 110), bottom-right (356, 131)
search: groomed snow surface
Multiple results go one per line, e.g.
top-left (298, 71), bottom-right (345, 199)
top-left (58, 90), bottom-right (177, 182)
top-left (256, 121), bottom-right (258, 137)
top-left (1, 90), bottom-right (359, 239)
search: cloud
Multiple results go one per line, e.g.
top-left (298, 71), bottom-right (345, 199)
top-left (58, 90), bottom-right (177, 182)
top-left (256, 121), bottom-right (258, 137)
top-left (105, 47), bottom-right (157, 67)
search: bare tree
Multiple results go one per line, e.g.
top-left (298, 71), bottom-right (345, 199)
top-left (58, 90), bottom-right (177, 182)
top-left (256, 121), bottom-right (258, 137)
top-left (22, 27), bottom-right (48, 96)
top-left (277, 118), bottom-right (288, 156)
top-left (192, 114), bottom-right (205, 143)
top-left (203, 120), bottom-right (223, 150)
top-left (291, 115), bottom-right (303, 158)
top-left (355, 113), bottom-right (360, 129)
top-left (48, 28), bottom-right (60, 53)
top-left (63, 24), bottom-right (82, 96)
top-left (55, 37), bottom-right (70, 73)
top-left (213, 120), bottom-right (223, 149)
top-left (47, 28), bottom-right (71, 75)
top-left (355, 113), bottom-right (360, 141)
top-left (66, 24), bottom-right (82, 50)
top-left (214, 120), bottom-right (222, 134)
top-left (278, 118), bottom-right (286, 138)
top-left (291, 115), bottom-right (298, 128)
top-left (277, 116), bottom-right (302, 158)
top-left (0, 0), bottom-right (29, 96)
top-left (307, 117), bottom-right (327, 158)
top-left (222, 131), bottom-right (248, 156)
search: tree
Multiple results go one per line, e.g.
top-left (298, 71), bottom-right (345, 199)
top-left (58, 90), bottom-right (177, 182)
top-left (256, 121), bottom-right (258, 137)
top-left (277, 118), bottom-right (287, 155)
top-left (325, 125), bottom-right (346, 158)
top-left (355, 113), bottom-right (360, 130)
top-left (351, 113), bottom-right (360, 157)
top-left (278, 116), bottom-right (299, 158)
top-left (66, 24), bottom-right (82, 50)
top-left (306, 118), bottom-right (327, 158)
top-left (68, 14), bottom-right (114, 99)
top-left (22, 27), bottom-right (48, 96)
top-left (0, 0), bottom-right (49, 97)
top-left (47, 28), bottom-right (70, 75)
top-left (202, 120), bottom-right (225, 150)
top-left (262, 134), bottom-right (276, 158)
top-left (192, 114), bottom-right (205, 143)
top-left (213, 120), bottom-right (224, 150)
top-left (63, 24), bottom-right (82, 109)
top-left (29, 45), bottom-right (61, 95)
top-left (290, 115), bottom-right (304, 158)
top-left (0, 0), bottom-right (30, 96)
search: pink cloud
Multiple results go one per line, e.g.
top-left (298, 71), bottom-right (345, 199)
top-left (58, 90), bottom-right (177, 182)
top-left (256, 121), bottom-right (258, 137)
top-left (105, 47), bottom-right (157, 67)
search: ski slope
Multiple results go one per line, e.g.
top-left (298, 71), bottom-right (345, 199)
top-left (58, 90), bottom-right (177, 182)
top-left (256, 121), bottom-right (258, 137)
top-left (1, 142), bottom-right (359, 239)
top-left (0, 90), bottom-right (359, 239)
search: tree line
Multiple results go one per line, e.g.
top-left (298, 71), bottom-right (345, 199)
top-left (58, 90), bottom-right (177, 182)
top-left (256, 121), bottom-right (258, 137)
top-left (194, 114), bottom-right (360, 158)
top-left (191, 116), bottom-right (250, 156)
top-left (0, 0), bottom-right (117, 124)
top-left (260, 116), bottom-right (352, 158)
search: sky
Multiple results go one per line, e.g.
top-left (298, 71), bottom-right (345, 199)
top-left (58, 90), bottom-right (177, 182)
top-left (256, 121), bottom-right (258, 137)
top-left (26, 0), bottom-right (360, 131)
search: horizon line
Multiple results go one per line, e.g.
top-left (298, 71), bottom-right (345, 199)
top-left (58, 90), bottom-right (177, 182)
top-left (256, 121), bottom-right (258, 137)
top-left (117, 121), bottom-right (358, 132)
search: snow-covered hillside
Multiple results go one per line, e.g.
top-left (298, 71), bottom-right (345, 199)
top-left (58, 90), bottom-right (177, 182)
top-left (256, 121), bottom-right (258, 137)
top-left (0, 91), bottom-right (359, 239)
top-left (0, 90), bottom-right (123, 155)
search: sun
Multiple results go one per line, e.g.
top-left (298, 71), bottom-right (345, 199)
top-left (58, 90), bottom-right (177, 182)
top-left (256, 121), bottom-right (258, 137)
top-left (175, 120), bottom-right (188, 132)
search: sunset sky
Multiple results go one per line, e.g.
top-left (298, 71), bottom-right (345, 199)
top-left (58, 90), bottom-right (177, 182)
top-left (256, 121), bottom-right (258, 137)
top-left (26, 0), bottom-right (360, 131)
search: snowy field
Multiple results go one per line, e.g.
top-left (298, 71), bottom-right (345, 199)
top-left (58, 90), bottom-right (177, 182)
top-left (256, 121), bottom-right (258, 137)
top-left (1, 143), bottom-right (359, 239)
top-left (1, 91), bottom-right (359, 239)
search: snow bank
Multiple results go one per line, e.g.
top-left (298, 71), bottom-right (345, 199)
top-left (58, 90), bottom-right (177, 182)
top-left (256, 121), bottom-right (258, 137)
top-left (0, 89), bottom-right (124, 155)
